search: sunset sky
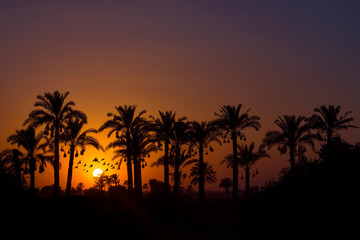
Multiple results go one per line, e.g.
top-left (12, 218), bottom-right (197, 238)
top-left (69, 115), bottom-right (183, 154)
top-left (1, 1), bottom-right (359, 191)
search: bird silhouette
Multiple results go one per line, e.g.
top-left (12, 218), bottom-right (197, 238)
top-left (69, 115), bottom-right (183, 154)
top-left (92, 157), bottom-right (98, 162)
top-left (77, 160), bottom-right (81, 164)
top-left (89, 164), bottom-right (93, 168)
top-left (83, 163), bottom-right (87, 167)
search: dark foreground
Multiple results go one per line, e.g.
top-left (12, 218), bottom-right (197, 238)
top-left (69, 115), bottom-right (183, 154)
top-left (2, 191), bottom-right (353, 239)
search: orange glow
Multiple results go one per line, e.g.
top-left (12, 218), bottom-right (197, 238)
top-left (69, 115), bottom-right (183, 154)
top-left (1, 1), bottom-right (359, 193)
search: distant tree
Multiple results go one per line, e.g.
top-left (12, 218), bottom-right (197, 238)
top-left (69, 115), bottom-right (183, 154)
top-left (75, 182), bottom-right (85, 195)
top-left (149, 179), bottom-right (165, 195)
top-left (219, 178), bottom-right (233, 199)
top-left (23, 91), bottom-right (77, 197)
top-left (263, 115), bottom-right (319, 170)
top-left (107, 174), bottom-right (120, 187)
top-left (7, 126), bottom-right (52, 194)
top-left (189, 121), bottom-right (222, 202)
top-left (94, 173), bottom-right (107, 191)
top-left (143, 183), bottom-right (149, 192)
top-left (150, 111), bottom-right (176, 195)
top-left (61, 114), bottom-right (104, 196)
top-left (190, 162), bottom-right (217, 187)
top-left (310, 105), bottom-right (358, 147)
top-left (214, 104), bottom-right (261, 200)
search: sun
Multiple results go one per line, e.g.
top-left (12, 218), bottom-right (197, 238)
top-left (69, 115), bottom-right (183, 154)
top-left (93, 168), bottom-right (103, 177)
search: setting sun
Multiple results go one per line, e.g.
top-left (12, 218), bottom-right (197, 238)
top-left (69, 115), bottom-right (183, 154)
top-left (93, 168), bottom-right (103, 178)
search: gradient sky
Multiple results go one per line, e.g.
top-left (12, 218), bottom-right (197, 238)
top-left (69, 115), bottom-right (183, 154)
top-left (1, 1), bottom-right (359, 191)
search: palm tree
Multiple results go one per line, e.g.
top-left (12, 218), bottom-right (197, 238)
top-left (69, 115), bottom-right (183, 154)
top-left (61, 114), bottom-right (104, 196)
top-left (152, 148), bottom-right (197, 194)
top-left (214, 104), bottom-right (261, 200)
top-left (150, 111), bottom-right (176, 195)
top-left (23, 90), bottom-right (76, 197)
top-left (189, 121), bottom-right (221, 202)
top-left (0, 149), bottom-right (24, 189)
top-left (310, 105), bottom-right (358, 146)
top-left (237, 142), bottom-right (269, 198)
top-left (263, 115), bottom-right (319, 170)
top-left (99, 105), bottom-right (145, 197)
top-left (171, 117), bottom-right (190, 199)
top-left (7, 126), bottom-right (52, 193)
top-left (131, 120), bottom-right (158, 199)
top-left (190, 162), bottom-right (217, 188)
top-left (219, 178), bottom-right (233, 199)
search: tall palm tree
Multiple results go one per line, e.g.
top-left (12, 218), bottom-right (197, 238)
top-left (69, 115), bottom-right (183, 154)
top-left (214, 104), bottom-right (261, 200)
top-left (7, 126), bottom-right (52, 193)
top-left (190, 162), bottom-right (217, 187)
top-left (61, 115), bottom-right (104, 196)
top-left (152, 148), bottom-right (197, 194)
top-left (263, 115), bottom-right (319, 170)
top-left (150, 111), bottom-right (176, 195)
top-left (310, 105), bottom-right (358, 146)
top-left (23, 90), bottom-right (76, 197)
top-left (237, 142), bottom-right (269, 198)
top-left (171, 117), bottom-right (190, 199)
top-left (189, 121), bottom-right (221, 202)
top-left (99, 105), bottom-right (145, 197)
top-left (131, 120), bottom-right (158, 199)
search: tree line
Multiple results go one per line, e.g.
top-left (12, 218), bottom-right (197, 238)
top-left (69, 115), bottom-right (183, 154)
top-left (0, 90), bottom-right (358, 202)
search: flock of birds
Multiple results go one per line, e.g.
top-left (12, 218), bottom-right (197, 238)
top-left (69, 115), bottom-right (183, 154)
top-left (74, 157), bottom-right (119, 173)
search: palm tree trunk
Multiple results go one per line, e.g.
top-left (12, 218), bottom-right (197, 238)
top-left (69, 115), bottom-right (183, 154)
top-left (174, 145), bottom-right (180, 200)
top-left (65, 145), bottom-right (75, 197)
top-left (54, 123), bottom-right (60, 197)
top-left (290, 144), bottom-right (295, 170)
top-left (126, 141), bottom-right (133, 197)
top-left (133, 156), bottom-right (142, 199)
top-left (12, 150), bottom-right (22, 190)
top-left (232, 132), bottom-right (238, 200)
top-left (164, 138), bottom-right (170, 195)
top-left (198, 145), bottom-right (205, 202)
top-left (245, 167), bottom-right (250, 198)
top-left (29, 156), bottom-right (35, 194)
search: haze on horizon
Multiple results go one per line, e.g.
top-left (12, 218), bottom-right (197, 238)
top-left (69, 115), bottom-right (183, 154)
top-left (1, 1), bottom-right (359, 190)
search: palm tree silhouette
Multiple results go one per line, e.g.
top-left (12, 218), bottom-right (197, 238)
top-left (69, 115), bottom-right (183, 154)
top-left (61, 114), bottom-right (104, 196)
top-left (219, 178), bottom-right (233, 199)
top-left (99, 105), bottom-right (145, 197)
top-left (7, 126), bottom-right (52, 193)
top-left (214, 104), bottom-right (261, 200)
top-left (263, 115), bottom-right (319, 170)
top-left (150, 111), bottom-right (176, 195)
top-left (0, 149), bottom-right (24, 189)
top-left (23, 91), bottom-right (76, 197)
top-left (171, 117), bottom-right (190, 199)
top-left (237, 142), bottom-right (269, 198)
top-left (189, 121), bottom-right (222, 202)
top-left (152, 147), bottom-right (197, 194)
top-left (131, 120), bottom-right (158, 199)
top-left (310, 105), bottom-right (358, 146)
top-left (190, 162), bottom-right (217, 188)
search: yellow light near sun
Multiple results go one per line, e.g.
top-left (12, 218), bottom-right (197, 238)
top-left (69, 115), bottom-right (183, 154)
top-left (93, 168), bottom-right (103, 177)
